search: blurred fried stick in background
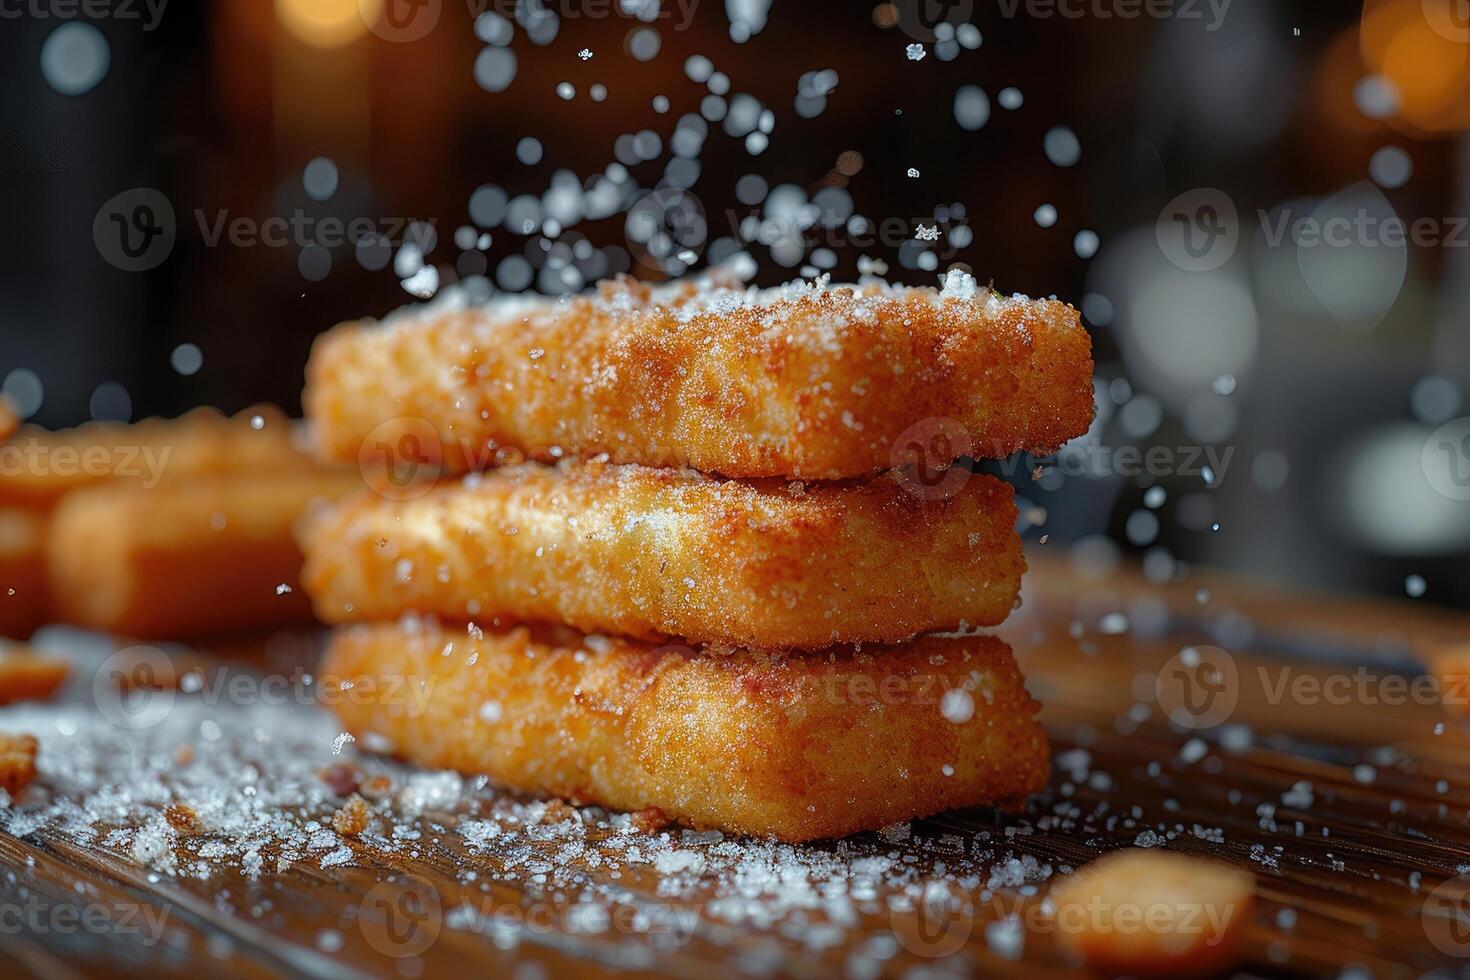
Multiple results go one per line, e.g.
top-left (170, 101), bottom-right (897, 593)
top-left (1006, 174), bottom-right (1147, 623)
top-left (0, 406), bottom-right (360, 639)
top-left (301, 459), bottom-right (1023, 648)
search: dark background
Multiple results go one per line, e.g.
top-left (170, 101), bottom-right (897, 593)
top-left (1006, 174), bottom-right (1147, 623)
top-left (1, 0), bottom-right (1467, 608)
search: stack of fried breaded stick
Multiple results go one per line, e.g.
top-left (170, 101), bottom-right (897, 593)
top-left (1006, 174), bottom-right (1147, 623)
top-left (0, 406), bottom-right (359, 640)
top-left (300, 270), bottom-right (1094, 841)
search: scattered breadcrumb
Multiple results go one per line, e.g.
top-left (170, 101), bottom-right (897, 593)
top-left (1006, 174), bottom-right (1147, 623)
top-left (0, 732), bottom-right (38, 795)
top-left (165, 802), bottom-right (200, 834)
top-left (331, 794), bottom-right (370, 836)
top-left (318, 761), bottom-right (361, 797)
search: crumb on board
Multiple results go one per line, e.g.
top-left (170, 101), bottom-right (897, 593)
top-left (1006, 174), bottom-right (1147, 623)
top-left (331, 794), bottom-right (370, 836)
top-left (0, 732), bottom-right (38, 795)
top-left (165, 802), bottom-right (200, 834)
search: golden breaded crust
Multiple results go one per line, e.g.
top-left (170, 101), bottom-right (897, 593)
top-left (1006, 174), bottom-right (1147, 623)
top-left (0, 509), bottom-right (46, 640)
top-left (46, 471), bottom-right (361, 638)
top-left (0, 399), bottom-right (16, 443)
top-left (0, 645), bottom-right (68, 705)
top-left (304, 272), bottom-right (1094, 479)
top-left (320, 621), bottom-right (1050, 841)
top-left (300, 460), bottom-right (1023, 648)
top-left (0, 405), bottom-right (311, 512)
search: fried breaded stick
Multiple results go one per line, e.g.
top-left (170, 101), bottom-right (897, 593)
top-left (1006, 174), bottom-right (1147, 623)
top-left (0, 645), bottom-right (68, 705)
top-left (0, 405), bottom-right (310, 511)
top-left (46, 471), bottom-right (361, 638)
top-left (0, 509), bottom-right (46, 639)
top-left (301, 460), bottom-right (1022, 648)
top-left (320, 621), bottom-right (1049, 841)
top-left (304, 270), bottom-right (1094, 480)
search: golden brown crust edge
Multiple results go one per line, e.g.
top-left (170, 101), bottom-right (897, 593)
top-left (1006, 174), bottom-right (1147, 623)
top-left (320, 620), bottom-right (1050, 842)
top-left (300, 460), bottom-right (1024, 649)
top-left (303, 284), bottom-right (1094, 480)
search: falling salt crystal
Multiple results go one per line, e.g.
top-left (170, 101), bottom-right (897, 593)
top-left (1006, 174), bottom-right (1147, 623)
top-left (1405, 575), bottom-right (1427, 598)
top-left (985, 916), bottom-right (1024, 960)
top-left (1099, 612), bottom-right (1129, 635)
top-left (1202, 465), bottom-right (1216, 485)
top-left (1033, 204), bottom-right (1057, 228)
top-left (1179, 738), bottom-right (1208, 764)
top-left (275, 583), bottom-right (292, 595)
top-left (1144, 485), bottom-right (1166, 509)
top-left (905, 43), bottom-right (926, 61)
top-left (577, 48), bottom-right (592, 60)
top-left (556, 81), bottom-right (575, 100)
top-left (401, 266), bottom-right (439, 299)
top-left (468, 622), bottom-right (484, 640)
top-left (331, 732), bottom-right (355, 756)
top-left (1213, 374), bottom-right (1237, 395)
top-left (914, 224), bottom-right (939, 241)
top-left (941, 764), bottom-right (955, 777)
top-left (1353, 764), bottom-right (1376, 785)
top-left (249, 415), bottom-right (264, 430)
top-left (906, 167), bottom-right (920, 178)
top-left (940, 689), bottom-right (975, 723)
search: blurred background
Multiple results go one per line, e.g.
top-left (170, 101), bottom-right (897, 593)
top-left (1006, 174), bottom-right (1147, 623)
top-left (0, 0), bottom-right (1467, 608)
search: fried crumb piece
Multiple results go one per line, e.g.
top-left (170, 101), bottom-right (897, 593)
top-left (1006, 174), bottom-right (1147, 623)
top-left (0, 733), bottom-right (38, 795)
top-left (173, 743), bottom-right (195, 766)
top-left (537, 799), bottom-right (575, 825)
top-left (331, 794), bottom-right (370, 836)
top-left (165, 802), bottom-right (200, 834)
top-left (1048, 848), bottom-right (1255, 978)
top-left (318, 761), bottom-right (361, 797)
top-left (359, 773), bottom-right (393, 799)
top-left (629, 807), bottom-right (672, 835)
